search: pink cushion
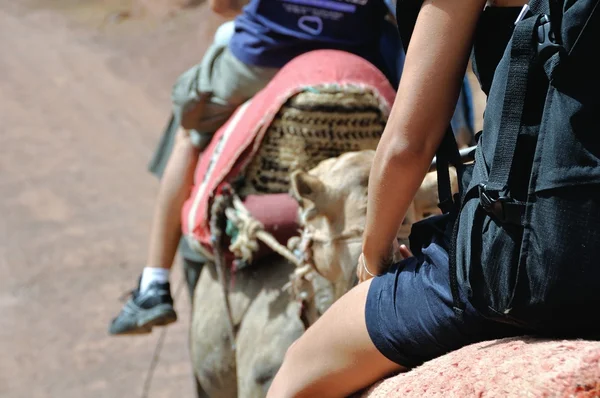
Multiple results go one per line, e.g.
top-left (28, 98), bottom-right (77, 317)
top-left (363, 337), bottom-right (600, 397)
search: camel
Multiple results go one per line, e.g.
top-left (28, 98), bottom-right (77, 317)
top-left (188, 149), bottom-right (450, 397)
top-left (288, 150), bottom-right (456, 305)
top-left (189, 254), bottom-right (304, 398)
top-left (180, 46), bottom-right (397, 397)
top-left (180, 44), bottom-right (465, 396)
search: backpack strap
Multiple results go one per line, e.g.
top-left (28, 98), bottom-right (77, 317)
top-left (529, 0), bottom-right (550, 19)
top-left (436, 127), bottom-right (464, 213)
top-left (477, 14), bottom-right (541, 226)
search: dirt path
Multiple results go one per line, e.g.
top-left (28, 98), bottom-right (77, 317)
top-left (0, 2), bottom-right (225, 397)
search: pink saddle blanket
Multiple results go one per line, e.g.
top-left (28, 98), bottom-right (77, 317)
top-left (181, 49), bottom-right (396, 259)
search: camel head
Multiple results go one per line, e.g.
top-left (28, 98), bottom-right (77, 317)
top-left (290, 150), bottom-right (375, 292)
top-left (289, 150), bottom-right (457, 313)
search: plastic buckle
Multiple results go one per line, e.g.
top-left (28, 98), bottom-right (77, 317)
top-left (537, 14), bottom-right (562, 61)
top-left (478, 183), bottom-right (512, 222)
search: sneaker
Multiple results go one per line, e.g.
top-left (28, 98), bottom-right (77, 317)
top-left (108, 280), bottom-right (177, 335)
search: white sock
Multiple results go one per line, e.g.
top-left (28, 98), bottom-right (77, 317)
top-left (140, 267), bottom-right (170, 293)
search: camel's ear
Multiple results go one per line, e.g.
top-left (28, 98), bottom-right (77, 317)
top-left (290, 171), bottom-right (325, 221)
top-left (290, 170), bottom-right (324, 203)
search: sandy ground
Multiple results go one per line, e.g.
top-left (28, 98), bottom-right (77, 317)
top-left (0, 2), bottom-right (486, 397)
top-left (0, 2), bottom-right (225, 397)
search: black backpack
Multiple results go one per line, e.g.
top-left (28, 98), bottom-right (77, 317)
top-left (398, 0), bottom-right (600, 335)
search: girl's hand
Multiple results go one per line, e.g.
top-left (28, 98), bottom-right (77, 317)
top-left (357, 240), bottom-right (412, 283)
top-left (356, 253), bottom-right (377, 283)
top-left (398, 244), bottom-right (413, 259)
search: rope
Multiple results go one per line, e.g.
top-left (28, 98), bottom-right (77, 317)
top-left (256, 230), bottom-right (302, 265)
top-left (210, 193), bottom-right (238, 350)
top-left (140, 277), bottom-right (185, 398)
top-left (226, 195), bottom-right (303, 267)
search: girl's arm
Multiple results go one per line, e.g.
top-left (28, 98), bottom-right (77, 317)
top-left (361, 0), bottom-right (487, 276)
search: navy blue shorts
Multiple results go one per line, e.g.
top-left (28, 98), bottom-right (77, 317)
top-left (365, 238), bottom-right (523, 368)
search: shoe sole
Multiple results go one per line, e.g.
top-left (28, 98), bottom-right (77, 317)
top-left (112, 305), bottom-right (178, 336)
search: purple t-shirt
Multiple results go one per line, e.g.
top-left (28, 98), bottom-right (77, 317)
top-left (228, 0), bottom-right (387, 68)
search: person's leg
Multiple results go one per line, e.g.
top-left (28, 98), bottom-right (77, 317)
top-left (144, 127), bottom-right (199, 275)
top-left (268, 238), bottom-right (526, 396)
top-left (208, 49), bottom-right (279, 106)
top-left (109, 34), bottom-right (279, 336)
top-left (139, 48), bottom-right (279, 282)
top-left (109, 113), bottom-right (227, 335)
top-left (267, 279), bottom-right (404, 398)
top-left (109, 32), bottom-right (233, 336)
top-left (108, 128), bottom-right (218, 335)
top-left (108, 68), bottom-right (217, 335)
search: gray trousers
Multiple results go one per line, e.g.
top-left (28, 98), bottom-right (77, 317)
top-left (147, 21), bottom-right (279, 268)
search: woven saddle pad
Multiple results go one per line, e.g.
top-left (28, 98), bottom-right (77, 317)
top-left (237, 85), bottom-right (388, 196)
